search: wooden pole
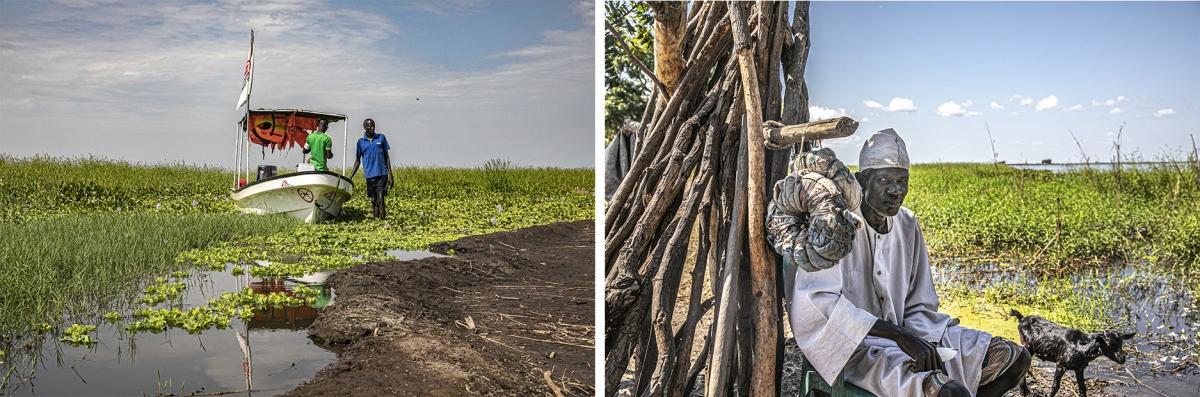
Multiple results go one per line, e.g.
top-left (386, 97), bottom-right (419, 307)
top-left (706, 129), bottom-right (747, 397)
top-left (764, 116), bottom-right (859, 147)
top-left (650, 1), bottom-right (686, 98)
top-left (727, 2), bottom-right (779, 396)
top-left (342, 119), bottom-right (348, 174)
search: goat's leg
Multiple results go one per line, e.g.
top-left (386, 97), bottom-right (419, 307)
top-left (1074, 368), bottom-right (1087, 397)
top-left (1018, 343), bottom-right (1033, 396)
top-left (1048, 366), bottom-right (1066, 397)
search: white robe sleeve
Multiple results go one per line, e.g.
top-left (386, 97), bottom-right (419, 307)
top-left (789, 265), bottom-right (878, 384)
top-left (901, 222), bottom-right (951, 343)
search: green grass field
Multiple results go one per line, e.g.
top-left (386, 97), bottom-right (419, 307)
top-left (904, 163), bottom-right (1200, 336)
top-left (906, 163), bottom-right (1200, 271)
top-left (0, 156), bottom-right (593, 340)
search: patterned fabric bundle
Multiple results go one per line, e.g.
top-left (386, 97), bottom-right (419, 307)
top-left (766, 148), bottom-right (863, 272)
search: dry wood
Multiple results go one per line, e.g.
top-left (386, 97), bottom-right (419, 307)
top-left (543, 370), bottom-right (566, 397)
top-left (705, 130), bottom-right (747, 397)
top-left (604, 8), bottom-right (730, 231)
top-left (727, 2), bottom-right (779, 396)
top-left (667, 146), bottom-right (719, 397)
top-left (644, 119), bottom-right (721, 396)
top-left (783, 1), bottom-right (812, 129)
top-left (509, 334), bottom-right (594, 349)
top-left (764, 116), bottom-right (859, 148)
top-left (606, 82), bottom-right (730, 393)
top-left (650, 1), bottom-right (687, 96)
top-left (604, 2), bottom-right (816, 394)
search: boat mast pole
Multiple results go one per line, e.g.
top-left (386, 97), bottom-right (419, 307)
top-left (244, 30), bottom-right (254, 183)
top-left (234, 121), bottom-right (241, 188)
top-left (342, 118), bottom-right (348, 174)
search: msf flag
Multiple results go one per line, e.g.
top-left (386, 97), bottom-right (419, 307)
top-left (236, 30), bottom-right (254, 110)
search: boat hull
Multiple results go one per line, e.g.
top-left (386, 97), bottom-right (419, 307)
top-left (231, 171), bottom-right (354, 223)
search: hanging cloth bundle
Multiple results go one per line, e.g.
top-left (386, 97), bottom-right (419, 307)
top-left (766, 147), bottom-right (864, 271)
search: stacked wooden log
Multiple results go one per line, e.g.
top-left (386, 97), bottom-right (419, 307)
top-left (604, 2), bottom-right (814, 396)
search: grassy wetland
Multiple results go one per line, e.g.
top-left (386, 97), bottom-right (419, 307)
top-left (0, 156), bottom-right (592, 394)
top-left (904, 162), bottom-right (1200, 383)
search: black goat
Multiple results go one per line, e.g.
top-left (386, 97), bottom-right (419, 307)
top-left (1011, 309), bottom-right (1135, 397)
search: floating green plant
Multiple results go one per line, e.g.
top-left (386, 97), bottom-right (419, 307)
top-left (1, 157), bottom-right (593, 339)
top-left (59, 324), bottom-right (97, 346)
top-left (102, 311), bottom-right (122, 323)
top-left (138, 281), bottom-right (187, 306)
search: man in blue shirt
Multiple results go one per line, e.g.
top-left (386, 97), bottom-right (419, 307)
top-left (348, 118), bottom-right (393, 219)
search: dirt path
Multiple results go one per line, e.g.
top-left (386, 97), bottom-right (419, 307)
top-left (285, 220), bottom-right (595, 396)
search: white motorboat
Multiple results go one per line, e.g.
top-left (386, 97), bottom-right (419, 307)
top-left (229, 31), bottom-right (354, 223)
top-left (232, 170), bottom-right (353, 223)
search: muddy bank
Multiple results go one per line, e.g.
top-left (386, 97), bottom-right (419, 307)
top-left (285, 220), bottom-right (595, 396)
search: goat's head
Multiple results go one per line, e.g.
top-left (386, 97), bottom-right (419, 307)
top-left (1094, 331), bottom-right (1136, 364)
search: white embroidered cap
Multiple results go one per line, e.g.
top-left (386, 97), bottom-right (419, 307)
top-left (858, 128), bottom-right (910, 171)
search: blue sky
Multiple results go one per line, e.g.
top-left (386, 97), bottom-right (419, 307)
top-left (0, 0), bottom-right (594, 168)
top-left (802, 1), bottom-right (1199, 164)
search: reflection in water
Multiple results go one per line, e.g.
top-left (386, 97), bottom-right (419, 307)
top-left (249, 281), bottom-right (332, 330)
top-left (1, 269), bottom-right (337, 396)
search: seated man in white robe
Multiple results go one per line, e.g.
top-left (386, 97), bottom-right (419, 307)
top-left (772, 129), bottom-right (1030, 397)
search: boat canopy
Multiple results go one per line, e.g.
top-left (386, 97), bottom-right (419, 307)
top-left (241, 108), bottom-right (347, 151)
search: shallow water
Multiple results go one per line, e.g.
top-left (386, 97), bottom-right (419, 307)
top-left (935, 261), bottom-right (1200, 394)
top-left (1008, 162), bottom-right (1190, 173)
top-left (386, 249), bottom-right (447, 261)
top-left (2, 269), bottom-right (336, 396)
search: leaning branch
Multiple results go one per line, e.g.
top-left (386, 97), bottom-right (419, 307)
top-left (605, 20), bottom-right (672, 99)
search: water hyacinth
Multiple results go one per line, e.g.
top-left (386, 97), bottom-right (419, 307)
top-left (0, 157), bottom-right (592, 342)
top-left (59, 324), bottom-right (97, 346)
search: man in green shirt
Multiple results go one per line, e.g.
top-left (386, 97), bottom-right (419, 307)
top-left (303, 119), bottom-right (334, 171)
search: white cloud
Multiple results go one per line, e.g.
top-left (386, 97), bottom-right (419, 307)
top-left (887, 97), bottom-right (917, 112)
top-left (989, 101), bottom-right (1003, 110)
top-left (936, 101), bottom-right (980, 117)
top-left (0, 0), bottom-right (595, 167)
top-left (1010, 112), bottom-right (1020, 116)
top-left (1010, 94), bottom-right (1034, 106)
top-left (1035, 95), bottom-right (1060, 112)
top-left (861, 117), bottom-right (870, 123)
top-left (1091, 95), bottom-right (1127, 107)
top-left (1110, 107), bottom-right (1124, 114)
top-left (396, 0), bottom-right (490, 16)
top-left (809, 105), bottom-right (849, 121)
top-left (1065, 104), bottom-right (1083, 112)
top-left (1154, 108), bottom-right (1175, 117)
top-left (862, 97), bottom-right (917, 112)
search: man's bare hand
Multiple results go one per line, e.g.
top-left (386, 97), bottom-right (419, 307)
top-left (868, 319), bottom-right (945, 373)
top-left (895, 329), bottom-right (944, 373)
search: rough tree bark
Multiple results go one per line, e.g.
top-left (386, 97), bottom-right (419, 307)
top-left (727, 3), bottom-right (780, 396)
top-left (604, 3), bottom-right (812, 396)
top-left (650, 1), bottom-right (687, 101)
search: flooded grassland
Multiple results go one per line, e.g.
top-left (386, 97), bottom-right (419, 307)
top-left (0, 157), bottom-right (593, 396)
top-left (907, 163), bottom-right (1200, 396)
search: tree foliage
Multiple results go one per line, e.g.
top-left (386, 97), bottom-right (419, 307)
top-left (604, 1), bottom-right (653, 142)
